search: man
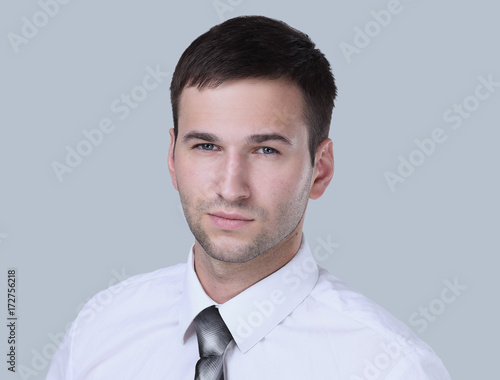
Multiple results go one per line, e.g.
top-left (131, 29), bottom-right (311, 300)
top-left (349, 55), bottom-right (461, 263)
top-left (47, 16), bottom-right (451, 379)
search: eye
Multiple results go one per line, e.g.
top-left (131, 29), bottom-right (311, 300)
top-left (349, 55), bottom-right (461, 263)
top-left (256, 146), bottom-right (279, 155)
top-left (194, 143), bottom-right (218, 151)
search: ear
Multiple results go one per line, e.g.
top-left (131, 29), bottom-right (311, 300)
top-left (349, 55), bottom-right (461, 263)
top-left (309, 138), bottom-right (334, 200)
top-left (167, 128), bottom-right (179, 191)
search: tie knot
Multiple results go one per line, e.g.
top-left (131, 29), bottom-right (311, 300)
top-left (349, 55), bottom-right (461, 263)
top-left (194, 306), bottom-right (233, 357)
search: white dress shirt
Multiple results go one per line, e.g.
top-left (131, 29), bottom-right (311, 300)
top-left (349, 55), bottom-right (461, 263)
top-left (46, 236), bottom-right (451, 379)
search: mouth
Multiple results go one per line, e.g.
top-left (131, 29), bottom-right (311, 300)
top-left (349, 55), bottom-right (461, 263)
top-left (207, 212), bottom-right (254, 230)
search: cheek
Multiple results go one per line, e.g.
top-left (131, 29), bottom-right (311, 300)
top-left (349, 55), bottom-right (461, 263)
top-left (177, 152), bottom-right (222, 180)
top-left (175, 161), bottom-right (200, 193)
top-left (278, 159), bottom-right (311, 187)
top-left (252, 166), bottom-right (308, 204)
top-left (176, 160), bottom-right (223, 200)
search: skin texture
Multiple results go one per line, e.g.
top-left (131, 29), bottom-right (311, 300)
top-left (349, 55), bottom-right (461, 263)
top-left (168, 78), bottom-right (334, 303)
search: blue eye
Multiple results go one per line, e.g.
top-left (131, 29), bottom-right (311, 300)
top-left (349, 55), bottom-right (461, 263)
top-left (257, 147), bottom-right (279, 155)
top-left (196, 143), bottom-right (216, 151)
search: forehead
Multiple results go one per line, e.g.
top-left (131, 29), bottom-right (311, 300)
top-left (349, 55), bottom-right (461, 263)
top-left (177, 78), bottom-right (307, 140)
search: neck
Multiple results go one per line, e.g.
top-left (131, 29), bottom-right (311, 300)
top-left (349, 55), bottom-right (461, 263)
top-left (193, 228), bottom-right (303, 304)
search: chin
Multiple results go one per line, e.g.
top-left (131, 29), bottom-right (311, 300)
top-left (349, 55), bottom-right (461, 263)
top-left (200, 235), bottom-right (267, 264)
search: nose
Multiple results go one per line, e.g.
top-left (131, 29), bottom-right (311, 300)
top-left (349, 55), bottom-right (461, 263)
top-left (214, 151), bottom-right (250, 202)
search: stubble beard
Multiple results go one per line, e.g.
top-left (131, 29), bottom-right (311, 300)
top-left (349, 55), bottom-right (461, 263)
top-left (178, 168), bottom-right (313, 264)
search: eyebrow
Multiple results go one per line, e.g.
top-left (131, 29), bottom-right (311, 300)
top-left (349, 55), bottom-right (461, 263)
top-left (246, 133), bottom-right (293, 146)
top-left (182, 131), bottom-right (220, 143)
top-left (182, 131), bottom-right (293, 146)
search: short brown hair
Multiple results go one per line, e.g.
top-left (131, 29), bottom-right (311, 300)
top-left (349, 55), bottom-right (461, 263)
top-left (170, 15), bottom-right (337, 165)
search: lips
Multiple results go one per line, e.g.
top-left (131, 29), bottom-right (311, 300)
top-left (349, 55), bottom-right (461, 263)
top-left (209, 211), bottom-right (253, 221)
top-left (208, 211), bottom-right (253, 230)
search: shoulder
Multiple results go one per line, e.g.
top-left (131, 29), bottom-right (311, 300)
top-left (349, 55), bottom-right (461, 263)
top-left (90, 263), bottom-right (186, 303)
top-left (309, 268), bottom-right (424, 348)
top-left (302, 268), bottom-right (451, 378)
top-left (101, 262), bottom-right (186, 296)
top-left (74, 263), bottom-right (186, 333)
top-left (46, 263), bottom-right (188, 379)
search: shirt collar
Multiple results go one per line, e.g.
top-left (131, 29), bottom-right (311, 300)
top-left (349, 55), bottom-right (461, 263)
top-left (179, 234), bottom-right (319, 353)
top-left (179, 242), bottom-right (217, 343)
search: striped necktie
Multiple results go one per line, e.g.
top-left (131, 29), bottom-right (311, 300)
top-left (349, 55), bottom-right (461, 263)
top-left (193, 306), bottom-right (233, 380)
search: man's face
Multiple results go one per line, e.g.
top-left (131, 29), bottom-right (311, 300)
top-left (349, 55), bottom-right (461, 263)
top-left (168, 79), bottom-right (317, 263)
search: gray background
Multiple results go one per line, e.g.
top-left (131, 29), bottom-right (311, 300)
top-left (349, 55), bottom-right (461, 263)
top-left (1, 0), bottom-right (498, 379)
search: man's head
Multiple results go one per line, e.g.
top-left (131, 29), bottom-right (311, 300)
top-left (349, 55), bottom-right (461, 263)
top-left (168, 16), bottom-right (336, 264)
top-left (170, 15), bottom-right (337, 166)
